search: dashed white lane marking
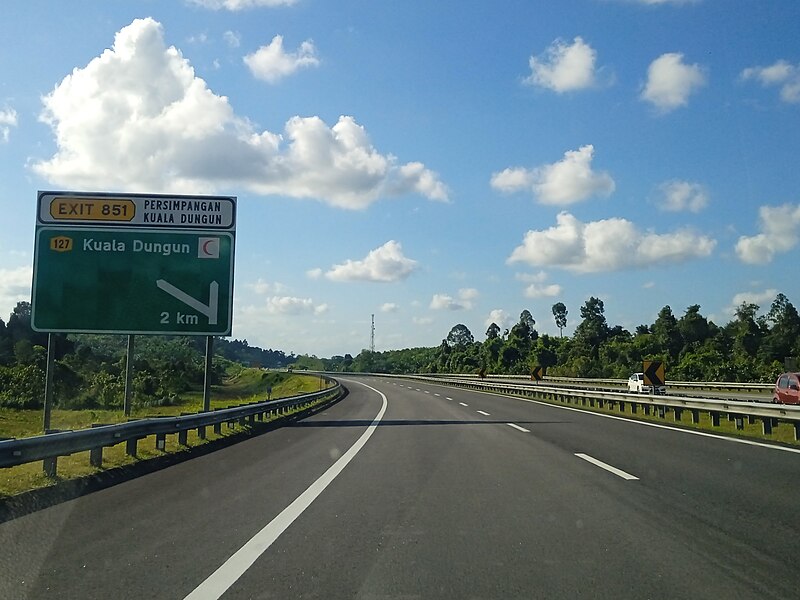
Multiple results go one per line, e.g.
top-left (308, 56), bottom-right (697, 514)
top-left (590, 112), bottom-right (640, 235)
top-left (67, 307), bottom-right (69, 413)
top-left (506, 423), bottom-right (530, 433)
top-left (434, 393), bottom-right (441, 397)
top-left (575, 453), bottom-right (639, 481)
top-left (477, 410), bottom-right (490, 416)
top-left (424, 390), bottom-right (430, 394)
top-left (184, 381), bottom-right (388, 600)
top-left (459, 402), bottom-right (469, 407)
top-left (446, 397), bottom-right (453, 401)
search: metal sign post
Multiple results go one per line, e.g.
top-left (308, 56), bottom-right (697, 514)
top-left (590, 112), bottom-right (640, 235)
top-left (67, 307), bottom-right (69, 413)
top-left (31, 191), bottom-right (236, 441)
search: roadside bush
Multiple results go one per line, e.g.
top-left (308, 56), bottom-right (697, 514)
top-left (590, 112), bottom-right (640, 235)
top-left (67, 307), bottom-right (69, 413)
top-left (0, 364), bottom-right (46, 409)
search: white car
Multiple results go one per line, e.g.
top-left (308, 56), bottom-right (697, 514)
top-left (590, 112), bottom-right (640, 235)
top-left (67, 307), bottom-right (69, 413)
top-left (627, 372), bottom-right (666, 395)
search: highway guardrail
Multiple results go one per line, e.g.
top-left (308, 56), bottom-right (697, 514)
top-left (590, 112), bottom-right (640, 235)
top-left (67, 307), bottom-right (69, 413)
top-left (425, 373), bottom-right (774, 393)
top-left (0, 382), bottom-right (342, 477)
top-left (397, 375), bottom-right (799, 441)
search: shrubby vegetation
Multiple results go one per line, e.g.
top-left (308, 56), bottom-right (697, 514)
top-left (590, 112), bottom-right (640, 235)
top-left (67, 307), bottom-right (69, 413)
top-left (322, 294), bottom-right (800, 383)
top-left (0, 301), bottom-right (295, 410)
top-left (2, 291), bottom-right (796, 410)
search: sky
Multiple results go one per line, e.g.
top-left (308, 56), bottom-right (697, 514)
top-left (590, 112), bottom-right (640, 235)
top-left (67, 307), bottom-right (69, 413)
top-left (1, 0), bottom-right (799, 357)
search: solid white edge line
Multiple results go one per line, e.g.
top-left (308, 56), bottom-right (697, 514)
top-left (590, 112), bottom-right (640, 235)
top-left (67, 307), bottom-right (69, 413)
top-left (184, 380), bottom-right (388, 600)
top-left (506, 423), bottom-right (530, 433)
top-left (505, 393), bottom-right (800, 455)
top-left (575, 453), bottom-right (639, 481)
top-left (477, 410), bottom-right (491, 416)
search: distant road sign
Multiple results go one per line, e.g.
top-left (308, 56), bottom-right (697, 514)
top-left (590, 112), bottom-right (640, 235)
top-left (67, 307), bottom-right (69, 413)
top-left (531, 366), bottom-right (545, 381)
top-left (38, 191), bottom-right (235, 230)
top-left (32, 227), bottom-right (234, 335)
top-left (643, 361), bottom-right (665, 387)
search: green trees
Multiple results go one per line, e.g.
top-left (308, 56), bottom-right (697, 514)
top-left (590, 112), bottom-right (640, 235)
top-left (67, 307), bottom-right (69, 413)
top-left (339, 292), bottom-right (799, 383)
top-left (446, 324), bottom-right (475, 348)
top-left (0, 301), bottom-right (229, 409)
top-left (552, 302), bottom-right (568, 337)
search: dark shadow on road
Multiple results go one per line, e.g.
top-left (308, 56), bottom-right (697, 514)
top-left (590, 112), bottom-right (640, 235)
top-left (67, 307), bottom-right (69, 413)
top-left (290, 419), bottom-right (569, 428)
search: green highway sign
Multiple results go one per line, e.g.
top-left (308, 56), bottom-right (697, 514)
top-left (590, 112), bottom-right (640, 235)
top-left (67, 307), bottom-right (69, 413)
top-left (32, 227), bottom-right (234, 335)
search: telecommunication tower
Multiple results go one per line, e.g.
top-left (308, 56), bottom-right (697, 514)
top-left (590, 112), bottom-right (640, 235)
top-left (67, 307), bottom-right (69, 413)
top-left (370, 314), bottom-right (375, 353)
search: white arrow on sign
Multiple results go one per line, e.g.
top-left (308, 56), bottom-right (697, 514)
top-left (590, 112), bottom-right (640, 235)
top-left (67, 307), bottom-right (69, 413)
top-left (156, 279), bottom-right (219, 325)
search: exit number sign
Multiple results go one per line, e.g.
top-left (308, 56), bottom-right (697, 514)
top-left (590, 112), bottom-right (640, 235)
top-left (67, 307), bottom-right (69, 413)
top-left (32, 191), bottom-right (236, 335)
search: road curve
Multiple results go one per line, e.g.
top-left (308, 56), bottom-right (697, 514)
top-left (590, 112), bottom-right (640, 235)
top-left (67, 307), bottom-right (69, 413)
top-left (1, 376), bottom-right (798, 599)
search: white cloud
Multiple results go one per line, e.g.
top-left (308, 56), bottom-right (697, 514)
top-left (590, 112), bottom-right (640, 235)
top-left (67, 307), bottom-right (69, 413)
top-left (325, 240), bottom-right (418, 282)
top-left (657, 180), bottom-right (709, 213)
top-left (485, 309), bottom-right (512, 331)
top-left (0, 266), bottom-right (32, 320)
top-left (508, 211), bottom-right (716, 273)
top-left (244, 35), bottom-right (319, 83)
top-left (265, 295), bottom-right (326, 315)
top-left (491, 145), bottom-right (614, 205)
top-left (413, 316), bottom-right (434, 326)
top-left (188, 0), bottom-right (298, 10)
top-left (726, 289), bottom-right (779, 316)
top-left (515, 271), bottom-right (549, 284)
top-left (380, 302), bottom-right (399, 313)
top-left (247, 278), bottom-right (287, 295)
top-left (0, 107), bottom-right (18, 143)
top-left (430, 288), bottom-right (478, 311)
top-left (524, 283), bottom-right (562, 299)
top-left (620, 0), bottom-right (699, 4)
top-left (306, 268), bottom-right (323, 280)
top-left (523, 37), bottom-right (600, 93)
top-left (741, 60), bottom-right (800, 103)
top-left (736, 203), bottom-right (800, 264)
top-left (223, 31), bottom-right (241, 48)
top-left (32, 18), bottom-right (447, 210)
top-left (515, 271), bottom-right (561, 298)
top-left (641, 52), bottom-right (706, 112)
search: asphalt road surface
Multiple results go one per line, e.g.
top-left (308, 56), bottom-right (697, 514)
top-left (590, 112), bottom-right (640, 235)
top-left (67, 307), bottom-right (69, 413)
top-left (1, 376), bottom-right (799, 599)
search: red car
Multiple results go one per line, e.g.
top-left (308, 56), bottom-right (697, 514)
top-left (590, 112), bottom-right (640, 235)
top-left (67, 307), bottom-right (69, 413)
top-left (773, 372), bottom-right (800, 404)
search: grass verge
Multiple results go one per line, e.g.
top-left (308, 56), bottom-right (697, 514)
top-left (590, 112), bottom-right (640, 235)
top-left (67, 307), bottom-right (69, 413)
top-left (495, 387), bottom-right (800, 446)
top-left (0, 371), bottom-right (334, 500)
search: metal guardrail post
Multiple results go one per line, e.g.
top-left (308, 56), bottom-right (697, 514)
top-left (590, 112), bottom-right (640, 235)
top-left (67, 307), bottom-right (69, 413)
top-left (126, 438), bottom-right (138, 457)
top-left (43, 456), bottom-right (57, 478)
top-left (155, 433), bottom-right (166, 450)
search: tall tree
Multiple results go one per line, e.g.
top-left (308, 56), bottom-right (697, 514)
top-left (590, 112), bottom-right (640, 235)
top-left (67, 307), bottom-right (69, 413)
top-left (510, 310), bottom-right (536, 342)
top-left (762, 293), bottom-right (800, 364)
top-left (446, 324), bottom-right (474, 348)
top-left (652, 305), bottom-right (682, 361)
top-left (573, 297), bottom-right (609, 358)
top-left (552, 302), bottom-right (568, 337)
top-left (485, 322), bottom-right (501, 340)
top-left (728, 302), bottom-right (765, 359)
top-left (677, 304), bottom-right (710, 348)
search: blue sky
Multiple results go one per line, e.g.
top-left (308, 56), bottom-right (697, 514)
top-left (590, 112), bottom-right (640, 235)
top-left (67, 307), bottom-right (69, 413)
top-left (1, 0), bottom-right (799, 357)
